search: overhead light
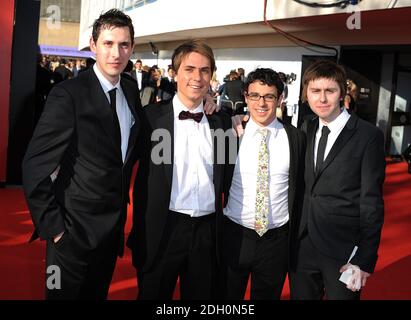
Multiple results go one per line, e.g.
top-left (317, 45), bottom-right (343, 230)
top-left (149, 41), bottom-right (158, 55)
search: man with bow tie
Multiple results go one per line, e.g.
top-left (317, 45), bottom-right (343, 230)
top-left (127, 39), bottom-right (231, 299)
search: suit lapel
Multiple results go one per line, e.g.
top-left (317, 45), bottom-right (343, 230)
top-left (283, 123), bottom-right (298, 215)
top-left (225, 119), bottom-right (245, 193)
top-left (121, 78), bottom-right (141, 166)
top-left (155, 102), bottom-right (174, 190)
top-left (306, 119), bottom-right (318, 189)
top-left (314, 114), bottom-right (358, 182)
top-left (121, 76), bottom-right (138, 121)
top-left (206, 114), bottom-right (223, 192)
top-left (88, 69), bottom-right (122, 160)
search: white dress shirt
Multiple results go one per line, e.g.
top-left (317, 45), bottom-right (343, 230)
top-left (93, 64), bottom-right (135, 162)
top-left (314, 108), bottom-right (351, 167)
top-left (135, 70), bottom-right (143, 90)
top-left (169, 95), bottom-right (215, 216)
top-left (224, 117), bottom-right (290, 230)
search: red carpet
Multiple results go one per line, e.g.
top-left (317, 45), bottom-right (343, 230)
top-left (1, 160), bottom-right (410, 299)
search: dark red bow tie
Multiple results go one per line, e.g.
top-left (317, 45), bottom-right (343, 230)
top-left (178, 110), bottom-right (204, 123)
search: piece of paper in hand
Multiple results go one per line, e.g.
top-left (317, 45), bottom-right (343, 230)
top-left (339, 246), bottom-right (358, 285)
top-left (339, 267), bottom-right (354, 284)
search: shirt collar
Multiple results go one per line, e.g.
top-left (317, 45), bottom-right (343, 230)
top-left (93, 64), bottom-right (121, 94)
top-left (246, 116), bottom-right (281, 139)
top-left (173, 94), bottom-right (204, 118)
top-left (318, 107), bottom-right (350, 134)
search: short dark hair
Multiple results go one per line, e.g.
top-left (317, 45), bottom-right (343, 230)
top-left (244, 68), bottom-right (284, 95)
top-left (124, 60), bottom-right (133, 72)
top-left (172, 39), bottom-right (215, 74)
top-left (92, 9), bottom-right (134, 45)
top-left (135, 59), bottom-right (142, 64)
top-left (301, 60), bottom-right (346, 103)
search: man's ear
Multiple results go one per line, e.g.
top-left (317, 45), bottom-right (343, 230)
top-left (89, 37), bottom-right (96, 54)
top-left (277, 94), bottom-right (284, 107)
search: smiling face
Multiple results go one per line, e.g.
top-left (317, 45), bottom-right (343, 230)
top-left (306, 77), bottom-right (343, 125)
top-left (246, 81), bottom-right (281, 127)
top-left (175, 52), bottom-right (211, 110)
top-left (90, 26), bottom-right (132, 85)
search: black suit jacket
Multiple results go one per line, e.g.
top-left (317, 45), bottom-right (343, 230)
top-left (299, 114), bottom-right (385, 273)
top-left (22, 68), bottom-right (142, 257)
top-left (224, 120), bottom-right (306, 270)
top-left (127, 99), bottom-right (232, 271)
top-left (224, 79), bottom-right (245, 104)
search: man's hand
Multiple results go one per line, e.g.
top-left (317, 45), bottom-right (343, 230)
top-left (231, 113), bottom-right (249, 137)
top-left (203, 94), bottom-right (220, 115)
top-left (340, 263), bottom-right (371, 292)
top-left (53, 231), bottom-right (65, 244)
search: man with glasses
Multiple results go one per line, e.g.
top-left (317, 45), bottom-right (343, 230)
top-left (219, 68), bottom-right (306, 299)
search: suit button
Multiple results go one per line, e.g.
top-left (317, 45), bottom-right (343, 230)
top-left (312, 193), bottom-right (317, 198)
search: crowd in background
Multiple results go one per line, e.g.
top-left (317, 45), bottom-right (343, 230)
top-left (35, 54), bottom-right (359, 129)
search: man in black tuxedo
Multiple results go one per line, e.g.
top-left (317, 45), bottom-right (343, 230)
top-left (22, 9), bottom-right (141, 299)
top-left (289, 60), bottom-right (385, 300)
top-left (219, 68), bottom-right (306, 300)
top-left (127, 39), bottom-right (231, 300)
top-left (131, 59), bottom-right (150, 92)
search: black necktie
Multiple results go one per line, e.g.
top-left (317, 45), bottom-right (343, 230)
top-left (178, 110), bottom-right (204, 123)
top-left (315, 125), bottom-right (330, 173)
top-left (108, 88), bottom-right (121, 147)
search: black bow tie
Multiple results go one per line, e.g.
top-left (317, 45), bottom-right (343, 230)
top-left (178, 110), bottom-right (204, 123)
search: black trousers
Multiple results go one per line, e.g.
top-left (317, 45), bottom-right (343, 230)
top-left (218, 216), bottom-right (289, 300)
top-left (137, 211), bottom-right (217, 300)
top-left (289, 233), bottom-right (360, 300)
top-left (45, 230), bottom-right (119, 300)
